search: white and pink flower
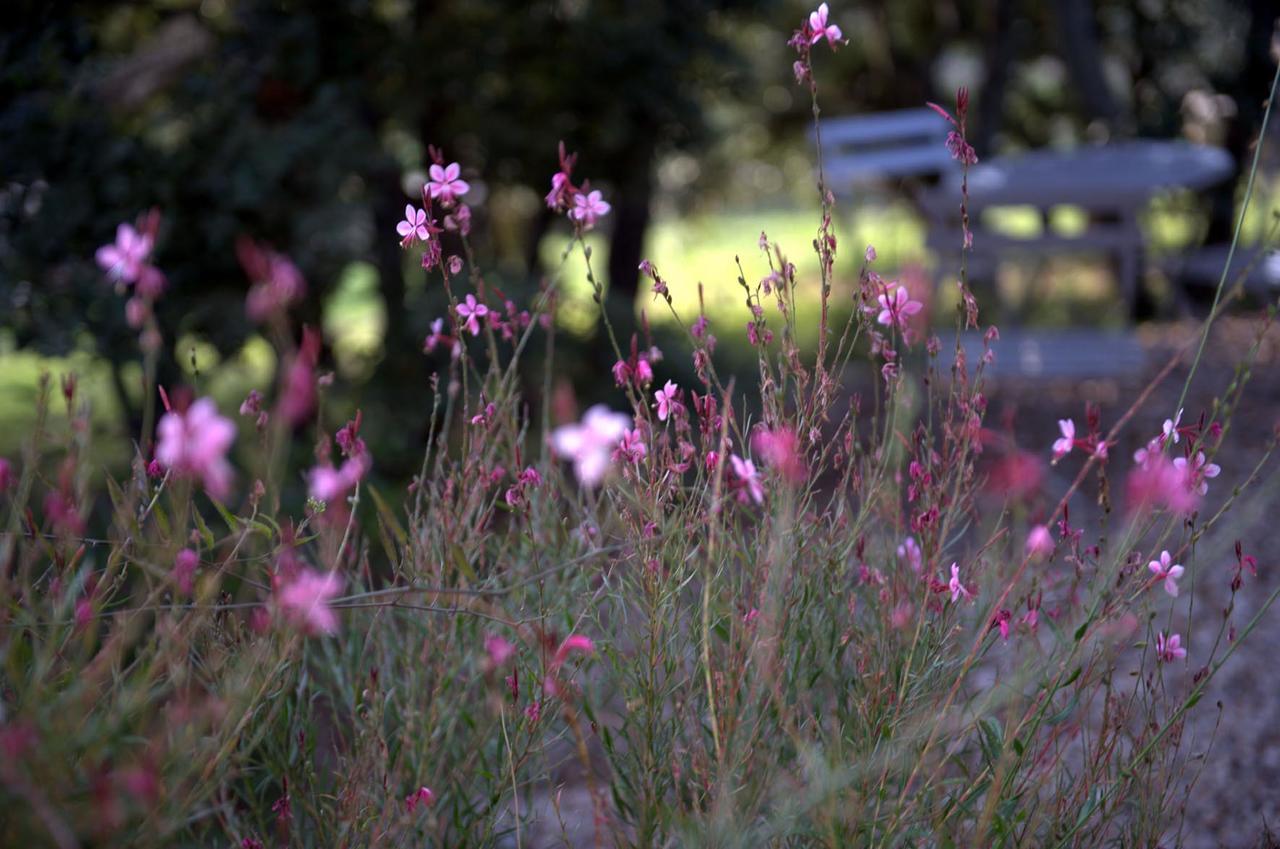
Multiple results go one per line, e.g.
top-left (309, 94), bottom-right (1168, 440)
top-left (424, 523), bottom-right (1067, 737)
top-left (155, 398), bottom-right (236, 499)
top-left (426, 162), bottom-right (470, 207)
top-left (1148, 550), bottom-right (1185, 597)
top-left (570, 190), bottom-right (611, 230)
top-left (550, 405), bottom-right (632, 487)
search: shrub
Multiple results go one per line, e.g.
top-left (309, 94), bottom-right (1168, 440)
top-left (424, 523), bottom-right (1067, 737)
top-left (2, 6), bottom-right (1277, 847)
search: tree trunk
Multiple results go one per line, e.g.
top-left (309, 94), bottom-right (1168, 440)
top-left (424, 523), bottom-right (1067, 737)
top-left (1052, 0), bottom-right (1123, 133)
top-left (974, 0), bottom-right (1017, 157)
top-left (1205, 0), bottom-right (1275, 243)
top-left (599, 145), bottom-right (654, 361)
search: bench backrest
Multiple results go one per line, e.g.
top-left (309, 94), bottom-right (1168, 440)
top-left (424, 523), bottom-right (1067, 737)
top-left (813, 108), bottom-right (957, 189)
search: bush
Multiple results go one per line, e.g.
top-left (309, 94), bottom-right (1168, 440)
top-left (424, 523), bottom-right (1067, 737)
top-left (2, 8), bottom-right (1277, 847)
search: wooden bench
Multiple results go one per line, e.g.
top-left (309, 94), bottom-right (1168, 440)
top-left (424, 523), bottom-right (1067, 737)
top-left (814, 110), bottom-right (1235, 319)
top-left (958, 328), bottom-right (1147, 379)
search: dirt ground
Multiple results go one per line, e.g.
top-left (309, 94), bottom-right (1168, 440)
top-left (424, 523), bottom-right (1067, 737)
top-left (983, 316), bottom-right (1280, 848)
top-left (506, 315), bottom-right (1280, 848)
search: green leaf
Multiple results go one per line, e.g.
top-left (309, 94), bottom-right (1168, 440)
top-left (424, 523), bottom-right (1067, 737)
top-left (208, 496), bottom-right (241, 535)
top-left (366, 484), bottom-right (408, 546)
top-left (192, 506), bottom-right (216, 550)
top-left (451, 545), bottom-right (478, 583)
top-left (1073, 619), bottom-right (1091, 642)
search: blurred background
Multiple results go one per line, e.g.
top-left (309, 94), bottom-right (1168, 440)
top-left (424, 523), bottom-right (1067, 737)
top-left (0, 0), bottom-right (1277, 476)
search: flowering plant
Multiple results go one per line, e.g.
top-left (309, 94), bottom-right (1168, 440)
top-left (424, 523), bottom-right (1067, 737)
top-left (1, 5), bottom-right (1277, 847)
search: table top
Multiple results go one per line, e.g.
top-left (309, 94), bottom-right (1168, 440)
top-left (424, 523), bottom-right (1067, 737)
top-left (943, 140), bottom-right (1235, 210)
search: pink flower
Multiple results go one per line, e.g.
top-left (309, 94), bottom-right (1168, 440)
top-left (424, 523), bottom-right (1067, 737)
top-left (550, 405), bottom-right (632, 487)
top-left (239, 238), bottom-right (306, 322)
top-left (445, 203), bottom-right (472, 235)
top-left (307, 453), bottom-right (370, 503)
top-left (751, 426), bottom-right (807, 484)
top-left (634, 357), bottom-right (654, 386)
top-left (239, 390), bottom-right (263, 418)
top-left (872, 285), bottom-right (923, 331)
top-left (897, 536), bottom-right (922, 572)
top-left (1148, 550), bottom-right (1185, 597)
top-left (277, 568), bottom-right (343, 635)
top-left (1025, 524), bottom-right (1054, 559)
top-left (426, 162), bottom-right (470, 206)
top-left (546, 171), bottom-right (573, 210)
top-left (1132, 437), bottom-right (1160, 465)
top-left (1052, 419), bottom-right (1075, 460)
top-left (423, 317), bottom-right (461, 359)
top-left (570, 190), bottom-right (611, 230)
top-left (984, 450), bottom-right (1044, 501)
top-left (125, 296), bottom-right (149, 328)
top-left (405, 786), bottom-right (435, 813)
top-left (396, 204), bottom-right (430, 244)
top-left (1127, 453), bottom-right (1201, 516)
top-left (1162, 408), bottom-right (1183, 445)
top-left (615, 427), bottom-right (648, 465)
top-left (173, 548), bottom-right (199, 596)
top-left (1155, 631), bottom-right (1186, 663)
top-left (946, 130), bottom-right (979, 166)
top-left (1172, 451), bottom-right (1221, 496)
top-left (654, 380), bottom-right (680, 422)
top-left (552, 634), bottom-right (595, 669)
top-left (948, 562), bottom-right (973, 603)
top-left (155, 398), bottom-right (237, 499)
top-left (808, 3), bottom-right (843, 47)
top-left (992, 609), bottom-right (1012, 641)
top-left (96, 222), bottom-right (154, 285)
top-left (729, 454), bottom-right (765, 505)
top-left (456, 294), bottom-right (489, 336)
top-left (1094, 440), bottom-right (1109, 459)
top-left (0, 457), bottom-right (11, 491)
top-left (279, 326), bottom-right (321, 427)
top-left (74, 596), bottom-right (94, 629)
top-left (485, 633), bottom-right (515, 668)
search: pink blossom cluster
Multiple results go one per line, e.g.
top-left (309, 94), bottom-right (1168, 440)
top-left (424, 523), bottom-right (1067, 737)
top-left (238, 237), bottom-right (306, 323)
top-left (394, 149), bottom-right (473, 272)
top-left (1050, 418), bottom-right (1108, 462)
top-left (307, 414), bottom-right (372, 504)
top-left (1125, 411), bottom-right (1220, 516)
top-left (789, 3), bottom-right (844, 83)
top-left (404, 786), bottom-right (435, 813)
top-left (95, 211), bottom-right (167, 331)
top-left (545, 142), bottom-right (611, 231)
top-left (423, 317), bottom-right (462, 360)
top-left (927, 88), bottom-right (979, 167)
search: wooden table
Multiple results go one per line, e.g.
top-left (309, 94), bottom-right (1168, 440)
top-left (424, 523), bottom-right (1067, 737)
top-left (928, 141), bottom-right (1235, 313)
